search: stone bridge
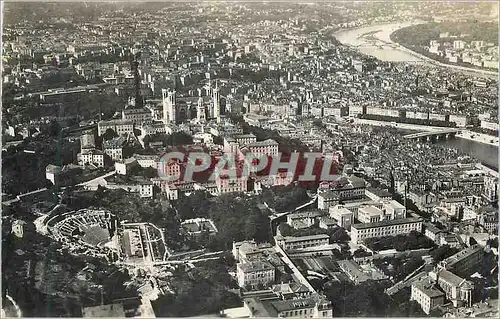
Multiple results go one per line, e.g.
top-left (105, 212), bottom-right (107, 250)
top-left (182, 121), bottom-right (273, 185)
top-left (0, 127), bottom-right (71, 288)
top-left (403, 128), bottom-right (462, 142)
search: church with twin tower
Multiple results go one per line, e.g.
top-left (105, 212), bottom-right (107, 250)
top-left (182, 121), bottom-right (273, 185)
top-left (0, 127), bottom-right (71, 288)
top-left (162, 80), bottom-right (221, 124)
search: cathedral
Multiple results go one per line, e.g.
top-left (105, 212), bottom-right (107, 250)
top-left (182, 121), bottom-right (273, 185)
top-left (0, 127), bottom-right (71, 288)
top-left (162, 81), bottom-right (221, 124)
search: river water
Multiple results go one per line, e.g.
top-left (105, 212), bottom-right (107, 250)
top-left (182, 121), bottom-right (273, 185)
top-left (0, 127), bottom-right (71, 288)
top-left (439, 138), bottom-right (498, 170)
top-left (336, 23), bottom-right (498, 170)
top-left (334, 22), bottom-right (425, 62)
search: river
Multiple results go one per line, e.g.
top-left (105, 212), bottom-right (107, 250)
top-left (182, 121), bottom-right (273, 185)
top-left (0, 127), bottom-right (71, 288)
top-left (334, 21), bottom-right (498, 78)
top-left (439, 137), bottom-right (498, 170)
top-left (334, 22), bottom-right (425, 62)
top-left (336, 23), bottom-right (498, 168)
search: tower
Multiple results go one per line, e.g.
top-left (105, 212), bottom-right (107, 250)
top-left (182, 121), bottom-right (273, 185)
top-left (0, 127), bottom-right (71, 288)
top-left (197, 97), bottom-right (206, 123)
top-left (162, 89), bottom-right (176, 123)
top-left (129, 52), bottom-right (143, 108)
top-left (213, 81), bottom-right (221, 123)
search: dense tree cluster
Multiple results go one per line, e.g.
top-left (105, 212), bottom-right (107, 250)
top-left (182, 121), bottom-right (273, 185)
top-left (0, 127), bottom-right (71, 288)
top-left (363, 231), bottom-right (435, 252)
top-left (372, 256), bottom-right (424, 282)
top-left (353, 248), bottom-right (372, 258)
top-left (2, 221), bottom-right (136, 317)
top-left (429, 244), bottom-right (460, 263)
top-left (322, 280), bottom-right (425, 317)
top-left (143, 131), bottom-right (194, 147)
top-left (152, 260), bottom-right (241, 317)
top-left (391, 22), bottom-right (498, 47)
top-left (2, 134), bottom-right (79, 196)
top-left (173, 191), bottom-right (272, 251)
top-left (261, 185), bottom-right (310, 213)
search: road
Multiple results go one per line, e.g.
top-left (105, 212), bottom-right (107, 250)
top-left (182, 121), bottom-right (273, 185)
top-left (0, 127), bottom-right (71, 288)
top-left (77, 170), bottom-right (117, 187)
top-left (268, 195), bottom-right (318, 221)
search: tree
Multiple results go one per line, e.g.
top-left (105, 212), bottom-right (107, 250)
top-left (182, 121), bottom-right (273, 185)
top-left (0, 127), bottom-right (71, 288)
top-left (330, 228), bottom-right (349, 243)
top-left (487, 237), bottom-right (498, 248)
top-left (102, 128), bottom-right (118, 141)
top-left (469, 236), bottom-right (477, 246)
top-left (353, 248), bottom-right (372, 258)
top-left (430, 245), bottom-right (460, 263)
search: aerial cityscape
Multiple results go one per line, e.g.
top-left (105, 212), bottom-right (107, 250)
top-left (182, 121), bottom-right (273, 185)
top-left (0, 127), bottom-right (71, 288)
top-left (1, 1), bottom-right (498, 318)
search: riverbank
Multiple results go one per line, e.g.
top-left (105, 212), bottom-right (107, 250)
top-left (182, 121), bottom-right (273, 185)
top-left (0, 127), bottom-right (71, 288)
top-left (456, 130), bottom-right (499, 148)
top-left (354, 118), bottom-right (499, 148)
top-left (334, 21), bottom-right (498, 78)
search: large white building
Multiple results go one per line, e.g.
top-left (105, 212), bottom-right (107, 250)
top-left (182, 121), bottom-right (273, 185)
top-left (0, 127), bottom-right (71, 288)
top-left (98, 119), bottom-right (134, 136)
top-left (215, 175), bottom-right (248, 194)
top-left (329, 205), bottom-right (353, 230)
top-left (410, 276), bottom-right (446, 314)
top-left (274, 234), bottom-right (330, 250)
top-left (103, 136), bottom-right (127, 161)
top-left (429, 269), bottom-right (474, 308)
top-left (357, 206), bottom-right (384, 224)
top-left (122, 108), bottom-right (153, 124)
top-left (350, 217), bottom-right (423, 244)
top-left (237, 260), bottom-right (275, 289)
top-left (244, 293), bottom-right (333, 318)
top-left (81, 148), bottom-right (105, 167)
top-left (244, 139), bottom-right (279, 157)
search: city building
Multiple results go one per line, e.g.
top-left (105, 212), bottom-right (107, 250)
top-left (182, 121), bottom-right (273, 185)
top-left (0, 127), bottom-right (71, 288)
top-left (98, 119), bottom-right (134, 136)
top-left (162, 89), bottom-right (176, 124)
top-left (133, 154), bottom-right (157, 168)
top-left (243, 293), bottom-right (333, 318)
top-left (103, 136), bottom-right (127, 161)
top-left (122, 107), bottom-right (153, 124)
top-left (423, 222), bottom-right (444, 243)
top-left (429, 269), bottom-right (474, 308)
top-left (329, 205), bottom-right (353, 230)
top-left (410, 276), bottom-right (446, 315)
top-left (215, 175), bottom-right (248, 194)
top-left (81, 148), bottom-right (105, 167)
top-left (115, 158), bottom-right (139, 175)
top-left (46, 164), bottom-right (62, 186)
top-left (357, 206), bottom-right (384, 224)
top-left (235, 133), bottom-right (257, 145)
top-left (438, 244), bottom-right (484, 277)
top-left (80, 132), bottom-right (95, 149)
top-left (237, 260), bottom-right (275, 289)
top-left (244, 139), bottom-right (279, 157)
top-left (274, 234), bottom-right (330, 250)
top-left (11, 220), bottom-right (26, 238)
top-left (286, 210), bottom-right (323, 230)
top-left (138, 180), bottom-right (154, 198)
top-left (350, 217), bottom-right (423, 244)
top-left (317, 191), bottom-right (339, 210)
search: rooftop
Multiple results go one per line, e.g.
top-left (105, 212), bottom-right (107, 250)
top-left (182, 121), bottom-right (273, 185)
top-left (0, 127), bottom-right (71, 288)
top-left (238, 260), bottom-right (274, 273)
top-left (359, 205), bottom-right (384, 216)
top-left (442, 244), bottom-right (483, 269)
top-left (81, 303), bottom-right (125, 317)
top-left (275, 234), bottom-right (330, 243)
top-left (246, 139), bottom-right (279, 147)
top-left (366, 187), bottom-right (392, 198)
top-left (352, 216), bottom-right (423, 230)
top-left (412, 277), bottom-right (446, 299)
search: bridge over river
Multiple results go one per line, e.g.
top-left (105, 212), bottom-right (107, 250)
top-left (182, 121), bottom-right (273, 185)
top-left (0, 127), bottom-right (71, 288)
top-left (403, 128), bottom-right (462, 142)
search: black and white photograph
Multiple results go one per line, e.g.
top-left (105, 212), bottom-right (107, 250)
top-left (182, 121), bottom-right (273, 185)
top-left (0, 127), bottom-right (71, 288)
top-left (1, 0), bottom-right (499, 317)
